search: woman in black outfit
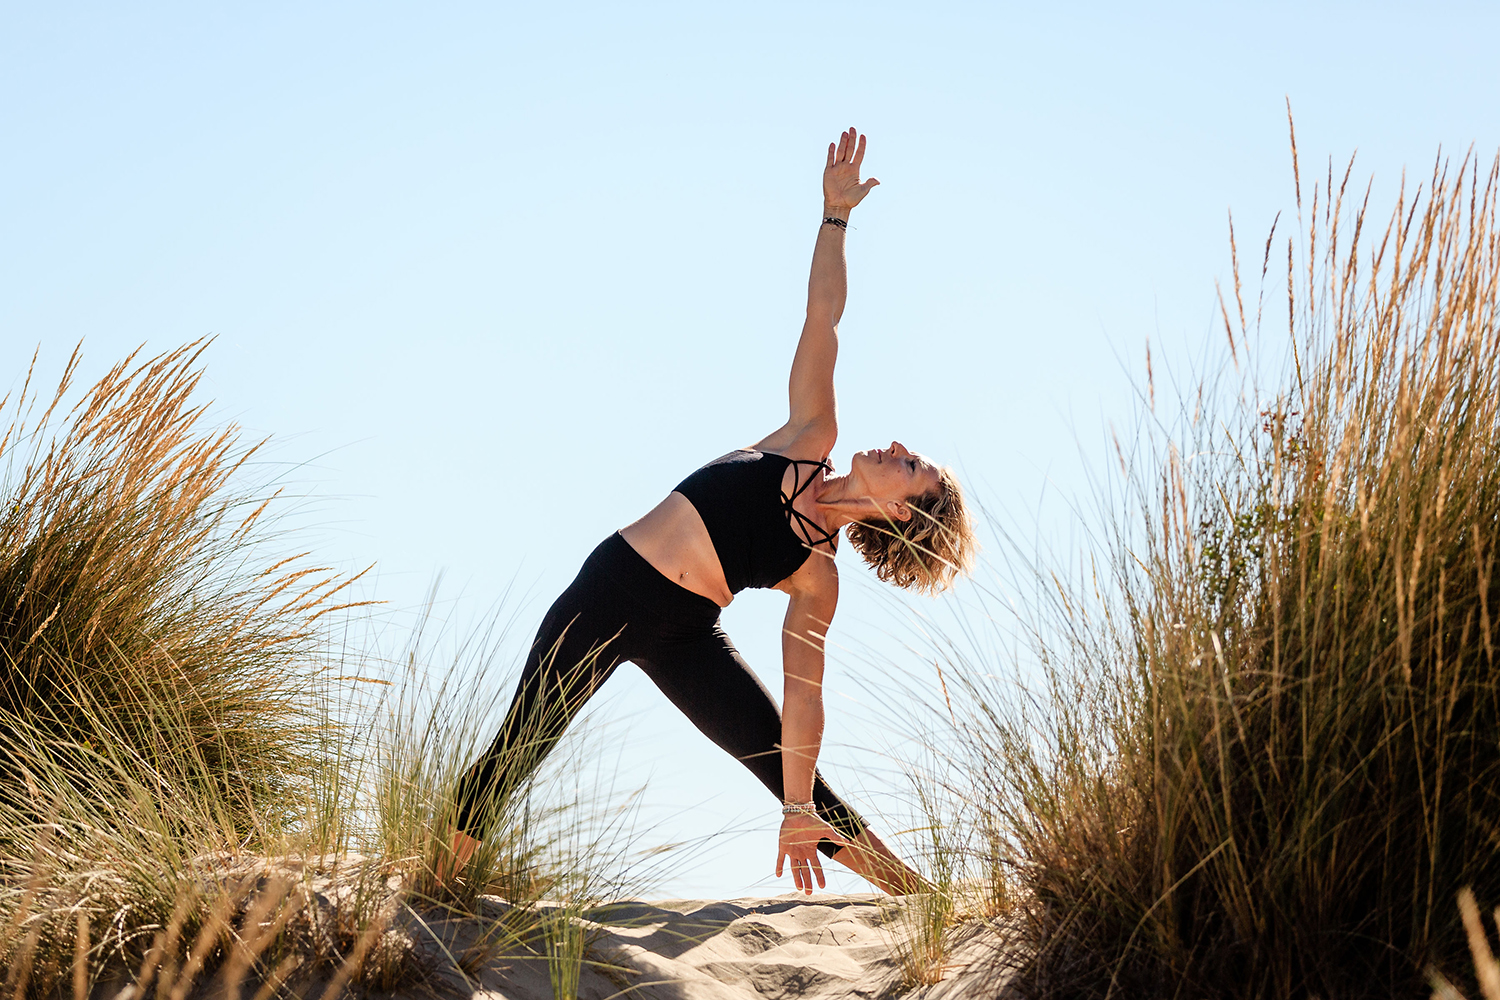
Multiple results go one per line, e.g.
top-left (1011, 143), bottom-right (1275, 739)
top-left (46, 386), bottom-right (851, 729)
top-left (448, 128), bottom-right (976, 896)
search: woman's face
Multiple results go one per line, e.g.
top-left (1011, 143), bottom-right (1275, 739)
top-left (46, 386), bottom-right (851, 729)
top-left (850, 441), bottom-right (941, 517)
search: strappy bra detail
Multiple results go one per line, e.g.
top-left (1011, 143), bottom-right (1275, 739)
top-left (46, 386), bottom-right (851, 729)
top-left (781, 458), bottom-right (840, 552)
top-left (673, 449), bottom-right (837, 594)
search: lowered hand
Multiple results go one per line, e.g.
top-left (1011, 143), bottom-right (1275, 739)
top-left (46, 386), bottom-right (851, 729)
top-left (775, 811), bottom-right (849, 895)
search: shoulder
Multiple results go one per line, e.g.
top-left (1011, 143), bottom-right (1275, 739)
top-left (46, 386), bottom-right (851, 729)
top-left (777, 546), bottom-right (839, 608)
top-left (751, 417), bottom-right (837, 462)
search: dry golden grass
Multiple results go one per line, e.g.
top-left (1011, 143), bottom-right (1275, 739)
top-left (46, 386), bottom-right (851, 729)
top-left (0, 343), bottom-right (641, 997)
top-left (0, 342), bottom-right (370, 824)
top-left (0, 341), bottom-right (377, 992)
top-left (932, 126), bottom-right (1500, 996)
top-left (1433, 890), bottom-right (1500, 999)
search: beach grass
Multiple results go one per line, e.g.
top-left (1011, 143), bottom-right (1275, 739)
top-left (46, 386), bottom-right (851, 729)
top-left (0, 343), bottom-right (642, 997)
top-left (917, 129), bottom-right (1500, 997)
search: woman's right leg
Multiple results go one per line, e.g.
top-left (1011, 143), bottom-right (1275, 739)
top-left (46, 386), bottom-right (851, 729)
top-left (451, 544), bottom-right (634, 841)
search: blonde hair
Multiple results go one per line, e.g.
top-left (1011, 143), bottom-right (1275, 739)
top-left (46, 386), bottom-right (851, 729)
top-left (845, 466), bottom-right (976, 594)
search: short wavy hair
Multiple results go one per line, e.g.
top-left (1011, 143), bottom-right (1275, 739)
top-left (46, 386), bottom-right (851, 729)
top-left (845, 466), bottom-right (976, 594)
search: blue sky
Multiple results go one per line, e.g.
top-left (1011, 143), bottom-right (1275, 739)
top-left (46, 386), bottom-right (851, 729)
top-left (4, 2), bottom-right (1499, 896)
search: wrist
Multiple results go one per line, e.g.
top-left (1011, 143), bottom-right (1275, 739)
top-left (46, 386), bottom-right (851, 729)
top-left (821, 204), bottom-right (851, 222)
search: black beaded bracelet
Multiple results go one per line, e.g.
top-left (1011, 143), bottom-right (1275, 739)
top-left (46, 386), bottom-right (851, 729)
top-left (821, 216), bottom-right (848, 230)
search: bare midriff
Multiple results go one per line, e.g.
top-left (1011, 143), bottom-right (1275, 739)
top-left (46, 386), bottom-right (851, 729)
top-left (619, 492), bottom-right (734, 608)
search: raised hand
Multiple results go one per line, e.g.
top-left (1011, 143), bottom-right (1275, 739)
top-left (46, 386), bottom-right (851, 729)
top-left (823, 127), bottom-right (879, 213)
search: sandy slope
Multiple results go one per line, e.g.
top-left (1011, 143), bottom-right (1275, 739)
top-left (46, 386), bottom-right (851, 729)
top-left (413, 894), bottom-right (1017, 999)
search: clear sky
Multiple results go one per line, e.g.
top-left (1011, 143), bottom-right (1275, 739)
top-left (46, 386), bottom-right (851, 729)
top-left (4, 2), bottom-right (1499, 897)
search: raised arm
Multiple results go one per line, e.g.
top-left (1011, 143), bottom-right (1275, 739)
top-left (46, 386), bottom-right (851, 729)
top-left (763, 128), bottom-right (879, 455)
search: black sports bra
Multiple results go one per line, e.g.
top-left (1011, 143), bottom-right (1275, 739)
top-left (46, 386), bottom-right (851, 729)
top-left (673, 449), bottom-right (838, 594)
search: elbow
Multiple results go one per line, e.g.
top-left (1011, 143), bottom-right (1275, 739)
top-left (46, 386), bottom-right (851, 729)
top-left (805, 308), bottom-right (841, 332)
top-left (783, 674), bottom-right (825, 714)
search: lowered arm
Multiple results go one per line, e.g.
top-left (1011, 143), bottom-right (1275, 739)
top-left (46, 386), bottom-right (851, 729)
top-left (774, 558), bottom-right (842, 894)
top-left (780, 580), bottom-right (837, 806)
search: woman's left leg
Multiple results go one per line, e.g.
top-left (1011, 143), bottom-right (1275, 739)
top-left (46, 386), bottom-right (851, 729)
top-left (634, 624), bottom-right (925, 894)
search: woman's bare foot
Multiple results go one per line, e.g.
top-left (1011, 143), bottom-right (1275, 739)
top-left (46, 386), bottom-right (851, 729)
top-left (434, 828), bottom-right (481, 885)
top-left (836, 828), bottom-right (931, 896)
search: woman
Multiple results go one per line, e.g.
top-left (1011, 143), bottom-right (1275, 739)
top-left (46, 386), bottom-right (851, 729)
top-left (448, 128), bottom-right (976, 896)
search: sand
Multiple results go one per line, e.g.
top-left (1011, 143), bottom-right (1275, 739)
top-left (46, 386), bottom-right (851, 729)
top-left (411, 893), bottom-right (1018, 999)
top-left (177, 855), bottom-right (1016, 998)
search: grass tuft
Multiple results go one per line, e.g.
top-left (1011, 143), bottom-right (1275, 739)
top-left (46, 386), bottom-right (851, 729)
top-left (0, 341), bottom-right (368, 831)
top-left (940, 142), bottom-right (1500, 997)
top-left (0, 343), bottom-right (647, 995)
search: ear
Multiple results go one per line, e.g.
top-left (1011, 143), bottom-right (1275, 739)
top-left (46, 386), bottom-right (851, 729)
top-left (887, 501), bottom-right (912, 522)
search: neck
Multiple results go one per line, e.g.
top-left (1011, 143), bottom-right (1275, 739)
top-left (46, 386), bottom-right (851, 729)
top-left (813, 472), bottom-right (884, 529)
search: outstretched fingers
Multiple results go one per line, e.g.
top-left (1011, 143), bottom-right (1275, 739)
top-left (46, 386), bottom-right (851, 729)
top-left (852, 132), bottom-right (867, 170)
top-left (777, 848), bottom-right (814, 894)
top-left (778, 847), bottom-right (802, 888)
top-left (778, 816), bottom-right (852, 894)
top-left (792, 856), bottom-right (812, 894)
top-left (789, 845), bottom-right (841, 894)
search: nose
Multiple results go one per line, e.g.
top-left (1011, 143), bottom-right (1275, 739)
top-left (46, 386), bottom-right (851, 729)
top-left (891, 441), bottom-right (907, 457)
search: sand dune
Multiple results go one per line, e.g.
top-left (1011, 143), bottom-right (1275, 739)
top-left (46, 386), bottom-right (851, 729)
top-left (413, 893), bottom-right (1017, 999)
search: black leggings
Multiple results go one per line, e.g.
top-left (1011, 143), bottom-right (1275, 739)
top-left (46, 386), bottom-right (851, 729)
top-left (453, 532), bottom-right (866, 857)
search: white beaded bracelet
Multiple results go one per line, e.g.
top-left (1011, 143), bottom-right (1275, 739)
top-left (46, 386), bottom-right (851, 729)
top-left (782, 801), bottom-right (818, 817)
